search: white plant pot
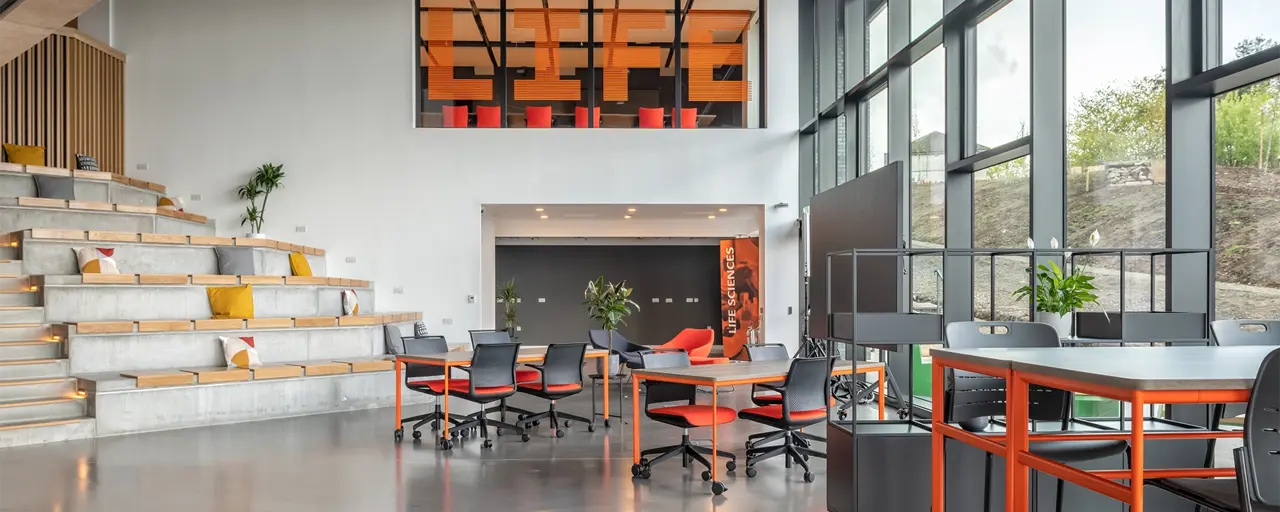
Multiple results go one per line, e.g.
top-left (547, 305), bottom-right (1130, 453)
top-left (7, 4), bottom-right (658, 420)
top-left (1035, 311), bottom-right (1073, 339)
top-left (246, 232), bottom-right (268, 239)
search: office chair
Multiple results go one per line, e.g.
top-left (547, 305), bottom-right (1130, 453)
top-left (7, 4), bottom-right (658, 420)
top-left (400, 335), bottom-right (466, 441)
top-left (515, 343), bottom-right (595, 436)
top-left (588, 329), bottom-right (655, 427)
top-left (432, 342), bottom-right (528, 450)
top-left (659, 328), bottom-right (730, 365)
top-left (737, 357), bottom-right (833, 482)
top-left (945, 321), bottom-right (1129, 512)
top-left (470, 329), bottom-right (540, 423)
top-left (742, 344), bottom-right (804, 449)
top-left (629, 350), bottom-right (737, 484)
top-left (1148, 348), bottom-right (1280, 512)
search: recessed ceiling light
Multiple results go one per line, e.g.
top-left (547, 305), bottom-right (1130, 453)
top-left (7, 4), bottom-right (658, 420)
top-left (540, 215), bottom-right (548, 219)
top-left (708, 215), bottom-right (717, 219)
top-left (624, 215), bottom-right (632, 219)
top-left (719, 208), bottom-right (728, 212)
top-left (535, 207), bottom-right (544, 212)
top-left (627, 208), bottom-right (636, 213)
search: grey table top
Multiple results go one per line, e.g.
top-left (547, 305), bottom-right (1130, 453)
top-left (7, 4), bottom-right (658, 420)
top-left (931, 345), bottom-right (1277, 391)
top-left (395, 346), bottom-right (609, 365)
top-left (632, 359), bottom-right (883, 384)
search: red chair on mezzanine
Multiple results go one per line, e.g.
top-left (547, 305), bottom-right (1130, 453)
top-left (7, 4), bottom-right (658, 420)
top-left (442, 105), bottom-right (469, 128)
top-left (525, 106), bottom-right (553, 128)
top-left (476, 106), bottom-right (502, 128)
top-left (659, 328), bottom-right (729, 366)
top-left (575, 107), bottom-right (600, 128)
top-left (638, 107), bottom-right (665, 128)
top-left (679, 108), bottom-right (699, 128)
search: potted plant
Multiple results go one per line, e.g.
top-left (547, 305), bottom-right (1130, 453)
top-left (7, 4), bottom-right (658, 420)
top-left (1013, 234), bottom-right (1101, 338)
top-left (237, 163), bottom-right (286, 238)
top-left (583, 276), bottom-right (640, 347)
top-left (498, 278), bottom-right (519, 339)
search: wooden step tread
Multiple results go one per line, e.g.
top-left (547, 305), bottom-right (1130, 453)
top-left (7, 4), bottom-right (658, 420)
top-left (18, 230), bottom-right (326, 256)
top-left (68, 313), bottom-right (423, 334)
top-left (120, 361), bottom-right (396, 387)
top-left (0, 377), bottom-right (69, 387)
top-left (74, 274), bottom-right (370, 287)
top-left (0, 397), bottom-right (78, 408)
top-left (0, 340), bottom-right (56, 347)
top-left (0, 358), bottom-right (61, 366)
top-left (0, 417), bottom-right (88, 432)
top-left (0, 324), bottom-right (45, 329)
top-left (13, 197), bottom-right (208, 224)
top-left (119, 370), bottom-right (193, 388)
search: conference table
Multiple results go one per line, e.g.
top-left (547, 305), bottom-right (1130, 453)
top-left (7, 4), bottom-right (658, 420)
top-left (392, 346), bottom-right (611, 445)
top-left (630, 359), bottom-right (887, 495)
top-left (929, 345), bottom-right (1273, 512)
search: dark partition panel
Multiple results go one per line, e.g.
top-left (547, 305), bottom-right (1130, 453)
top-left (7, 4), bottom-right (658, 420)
top-left (495, 245), bottom-right (720, 346)
top-left (809, 162), bottom-right (905, 339)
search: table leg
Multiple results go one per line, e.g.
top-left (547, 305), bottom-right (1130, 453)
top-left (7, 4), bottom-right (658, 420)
top-left (1131, 393), bottom-right (1146, 512)
top-left (711, 383), bottom-right (722, 494)
top-left (441, 370), bottom-right (451, 444)
top-left (631, 376), bottom-right (641, 463)
top-left (878, 368), bottom-right (886, 421)
top-left (602, 358), bottom-right (610, 427)
top-left (930, 362), bottom-right (945, 512)
top-left (1007, 370), bottom-right (1030, 512)
top-left (394, 360), bottom-right (403, 440)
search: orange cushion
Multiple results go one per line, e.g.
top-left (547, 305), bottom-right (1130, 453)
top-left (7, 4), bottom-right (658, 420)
top-left (519, 382), bottom-right (583, 393)
top-left (690, 356), bottom-right (730, 365)
top-left (476, 106), bottom-right (502, 128)
top-left (638, 107), bottom-right (664, 128)
top-left (740, 405), bottom-right (827, 422)
top-left (649, 405), bottom-right (737, 426)
top-left (526, 106), bottom-right (553, 128)
top-left (516, 369), bottom-right (540, 383)
top-left (418, 380), bottom-right (513, 395)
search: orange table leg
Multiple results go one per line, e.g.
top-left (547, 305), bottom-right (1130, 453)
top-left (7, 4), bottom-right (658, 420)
top-left (602, 357), bottom-right (609, 427)
top-left (878, 368), bottom-right (886, 420)
top-left (394, 360), bottom-right (403, 434)
top-left (1007, 371), bottom-right (1030, 512)
top-left (631, 375), bottom-right (641, 463)
top-left (1131, 394), bottom-right (1146, 512)
top-left (441, 369), bottom-right (451, 442)
top-left (930, 362), bottom-right (946, 512)
top-left (711, 383), bottom-right (721, 491)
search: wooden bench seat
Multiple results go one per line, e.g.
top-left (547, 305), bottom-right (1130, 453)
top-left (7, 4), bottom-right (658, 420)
top-left (119, 369), bottom-right (194, 388)
top-left (9, 229), bottom-right (327, 256)
top-left (335, 358), bottom-right (396, 373)
top-left (64, 313), bottom-right (422, 335)
top-left (1, 164), bottom-right (166, 193)
top-left (13, 197), bottom-right (210, 224)
top-left (115, 360), bottom-right (394, 388)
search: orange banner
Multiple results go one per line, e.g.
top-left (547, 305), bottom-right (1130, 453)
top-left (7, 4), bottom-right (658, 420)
top-left (720, 237), bottom-right (760, 359)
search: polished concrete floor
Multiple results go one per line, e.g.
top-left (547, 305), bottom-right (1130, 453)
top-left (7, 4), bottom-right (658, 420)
top-left (0, 386), bottom-right (875, 512)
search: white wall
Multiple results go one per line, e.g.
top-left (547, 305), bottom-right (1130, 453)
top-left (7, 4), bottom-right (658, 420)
top-left (114, 0), bottom-right (800, 349)
top-left (77, 0), bottom-right (112, 45)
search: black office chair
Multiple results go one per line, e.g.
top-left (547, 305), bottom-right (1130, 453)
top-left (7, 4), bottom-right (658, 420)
top-left (398, 335), bottom-right (468, 441)
top-left (743, 344), bottom-right (794, 448)
top-left (738, 357), bottom-right (833, 482)
top-left (589, 329), bottom-right (658, 427)
top-left (944, 321), bottom-right (1129, 512)
top-left (630, 350), bottom-right (737, 487)
top-left (515, 343), bottom-right (595, 436)
top-left (436, 342), bottom-right (528, 450)
top-left (469, 329), bottom-right (539, 422)
top-left (1149, 348), bottom-right (1280, 512)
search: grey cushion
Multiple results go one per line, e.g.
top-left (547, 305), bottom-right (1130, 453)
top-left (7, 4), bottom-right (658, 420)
top-left (384, 325), bottom-right (405, 355)
top-left (34, 175), bottom-right (75, 200)
top-left (413, 321), bottom-right (428, 337)
top-left (214, 247), bottom-right (255, 276)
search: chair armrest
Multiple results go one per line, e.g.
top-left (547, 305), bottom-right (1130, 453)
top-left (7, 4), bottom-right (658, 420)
top-left (1234, 446), bottom-right (1260, 511)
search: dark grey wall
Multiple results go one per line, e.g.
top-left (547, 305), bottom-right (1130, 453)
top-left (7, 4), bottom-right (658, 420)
top-left (495, 245), bottom-right (721, 346)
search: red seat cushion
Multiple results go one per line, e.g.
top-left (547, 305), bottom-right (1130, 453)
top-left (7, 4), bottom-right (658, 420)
top-left (740, 405), bottom-right (827, 422)
top-left (516, 369), bottom-right (540, 383)
top-left (518, 382), bottom-right (583, 393)
top-left (417, 380), bottom-right (513, 395)
top-left (690, 356), bottom-right (730, 365)
top-left (648, 405), bottom-right (737, 426)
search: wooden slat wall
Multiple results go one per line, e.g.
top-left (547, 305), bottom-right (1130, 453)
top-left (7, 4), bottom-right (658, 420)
top-left (0, 31), bottom-right (124, 175)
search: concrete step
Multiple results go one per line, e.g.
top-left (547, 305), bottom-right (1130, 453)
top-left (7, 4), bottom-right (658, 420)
top-left (0, 307), bottom-right (44, 324)
top-left (0, 171), bottom-right (161, 206)
top-left (0, 324), bottom-right (51, 342)
top-left (0, 205), bottom-right (214, 236)
top-left (0, 416), bottom-right (95, 449)
top-left (0, 259), bottom-right (25, 274)
top-left (0, 275), bottom-right (32, 289)
top-left (0, 290), bottom-right (37, 307)
top-left (0, 359), bottom-right (68, 379)
top-left (0, 397), bottom-right (85, 424)
top-left (0, 341), bottom-right (60, 360)
top-left (0, 249), bottom-right (17, 261)
top-left (0, 377), bottom-right (76, 401)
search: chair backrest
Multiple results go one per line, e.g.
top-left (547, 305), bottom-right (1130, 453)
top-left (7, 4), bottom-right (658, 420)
top-left (467, 342), bottom-right (521, 391)
top-left (442, 105), bottom-right (469, 127)
top-left (664, 328), bottom-right (715, 358)
top-left (402, 335), bottom-right (449, 380)
top-left (640, 350), bottom-right (696, 407)
top-left (1244, 348), bottom-right (1280, 506)
top-left (384, 324), bottom-right (405, 355)
top-left (638, 107), bottom-right (664, 128)
top-left (575, 106), bottom-right (600, 128)
top-left (589, 329), bottom-right (639, 353)
top-left (476, 105), bottom-right (502, 128)
top-left (1211, 320), bottom-right (1280, 347)
top-left (943, 321), bottom-right (1067, 424)
top-left (469, 329), bottom-right (511, 348)
top-left (679, 108), bottom-right (698, 128)
top-left (540, 343), bottom-right (588, 387)
top-left (526, 106), bottom-right (553, 128)
top-left (781, 357), bottom-right (833, 419)
top-left (746, 343), bottom-right (789, 361)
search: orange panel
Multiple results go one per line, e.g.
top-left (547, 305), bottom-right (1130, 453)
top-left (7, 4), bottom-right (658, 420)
top-left (512, 9), bottom-right (581, 101)
top-left (423, 9), bottom-right (493, 101)
top-left (685, 12), bottom-right (751, 102)
top-left (720, 237), bottom-right (759, 359)
top-left (600, 11), bottom-right (666, 102)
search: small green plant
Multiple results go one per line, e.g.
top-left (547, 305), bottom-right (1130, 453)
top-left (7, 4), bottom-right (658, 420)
top-left (1013, 260), bottom-right (1099, 316)
top-left (583, 277), bottom-right (640, 342)
top-left (237, 163), bottom-right (286, 233)
top-left (498, 278), bottom-right (519, 334)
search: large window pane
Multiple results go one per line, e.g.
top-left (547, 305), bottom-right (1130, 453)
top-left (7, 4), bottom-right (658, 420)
top-left (974, 0), bottom-right (1029, 150)
top-left (589, 1), bottom-right (675, 128)
top-left (910, 0), bottom-right (943, 41)
top-left (1221, 0), bottom-right (1280, 66)
top-left (506, 1), bottom-right (589, 127)
top-left (866, 3), bottom-right (888, 73)
top-left (418, 0), bottom-right (503, 127)
top-left (910, 48), bottom-right (945, 320)
top-left (836, 113), bottom-right (849, 185)
top-left (1065, 0), bottom-right (1166, 313)
top-left (973, 156), bottom-right (1030, 321)
top-left (864, 89), bottom-right (888, 173)
top-left (1214, 79), bottom-right (1280, 320)
top-left (680, 4), bottom-right (759, 128)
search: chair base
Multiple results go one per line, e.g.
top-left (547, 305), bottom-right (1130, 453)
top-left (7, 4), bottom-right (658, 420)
top-left (439, 404), bottom-right (529, 448)
top-left (589, 373), bottom-right (628, 427)
top-left (517, 401), bottom-right (595, 434)
top-left (745, 430), bottom-right (824, 480)
top-left (636, 433), bottom-right (736, 475)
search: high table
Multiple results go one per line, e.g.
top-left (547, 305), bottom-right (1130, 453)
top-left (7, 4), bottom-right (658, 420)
top-left (630, 359), bottom-right (886, 495)
top-left (392, 346), bottom-right (611, 447)
top-left (930, 345), bottom-right (1272, 512)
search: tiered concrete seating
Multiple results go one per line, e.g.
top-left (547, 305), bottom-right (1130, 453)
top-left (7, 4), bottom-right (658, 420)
top-left (9, 230), bottom-right (326, 276)
top-left (0, 164), bottom-right (166, 206)
top-left (0, 165), bottom-right (213, 235)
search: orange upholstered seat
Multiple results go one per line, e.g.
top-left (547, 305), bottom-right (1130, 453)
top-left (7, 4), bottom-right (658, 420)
top-left (739, 405), bottom-right (828, 422)
top-left (518, 382), bottom-right (583, 393)
top-left (648, 405), bottom-right (737, 426)
top-left (416, 380), bottom-right (513, 395)
top-left (660, 328), bottom-right (728, 365)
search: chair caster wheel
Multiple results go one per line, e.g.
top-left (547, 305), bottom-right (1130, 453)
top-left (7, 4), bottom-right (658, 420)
top-left (555, 429), bottom-right (565, 439)
top-left (438, 439), bottom-right (453, 451)
top-left (803, 454), bottom-right (809, 461)
top-left (641, 468), bottom-right (651, 480)
top-left (482, 440), bottom-right (494, 449)
top-left (804, 472), bottom-right (815, 483)
top-left (639, 458), bottom-right (649, 465)
top-left (587, 424), bottom-right (596, 433)
top-left (631, 464), bottom-right (642, 477)
top-left (604, 419), bottom-right (611, 428)
top-left (711, 481), bottom-right (726, 495)
top-left (412, 430), bottom-right (422, 440)
top-left (495, 429), bottom-right (503, 437)
top-left (838, 410), bottom-right (848, 420)
top-left (394, 429), bottom-right (404, 443)
top-left (533, 421), bottom-right (541, 426)
top-left (701, 470), bottom-right (712, 481)
top-left (450, 431), bottom-right (459, 439)
top-left (563, 420), bottom-right (572, 428)
top-left (518, 414), bottom-right (527, 420)
top-left (746, 467), bottom-right (757, 478)
top-left (460, 429), bottom-right (469, 438)
top-left (726, 461), bottom-right (736, 472)
top-left (521, 433), bottom-right (531, 442)
top-left (898, 409), bottom-right (910, 420)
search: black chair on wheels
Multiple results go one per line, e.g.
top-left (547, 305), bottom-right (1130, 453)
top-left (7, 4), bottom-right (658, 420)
top-left (629, 350), bottom-right (737, 490)
top-left (589, 329), bottom-right (658, 427)
top-left (742, 344), bottom-right (805, 449)
top-left (400, 335), bottom-right (466, 441)
top-left (470, 329), bottom-right (539, 422)
top-left (515, 343), bottom-right (596, 436)
top-left (944, 321), bottom-right (1129, 512)
top-left (737, 356), bottom-right (833, 482)
top-left (431, 342), bottom-right (528, 450)
top-left (1148, 347), bottom-right (1280, 512)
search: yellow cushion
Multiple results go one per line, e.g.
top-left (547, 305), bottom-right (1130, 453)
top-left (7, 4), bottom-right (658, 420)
top-left (207, 284), bottom-right (255, 319)
top-left (2, 144), bottom-right (45, 166)
top-left (289, 252), bottom-right (312, 277)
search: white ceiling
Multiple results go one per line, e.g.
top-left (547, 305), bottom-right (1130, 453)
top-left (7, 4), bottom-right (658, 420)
top-left (484, 203), bottom-right (758, 221)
